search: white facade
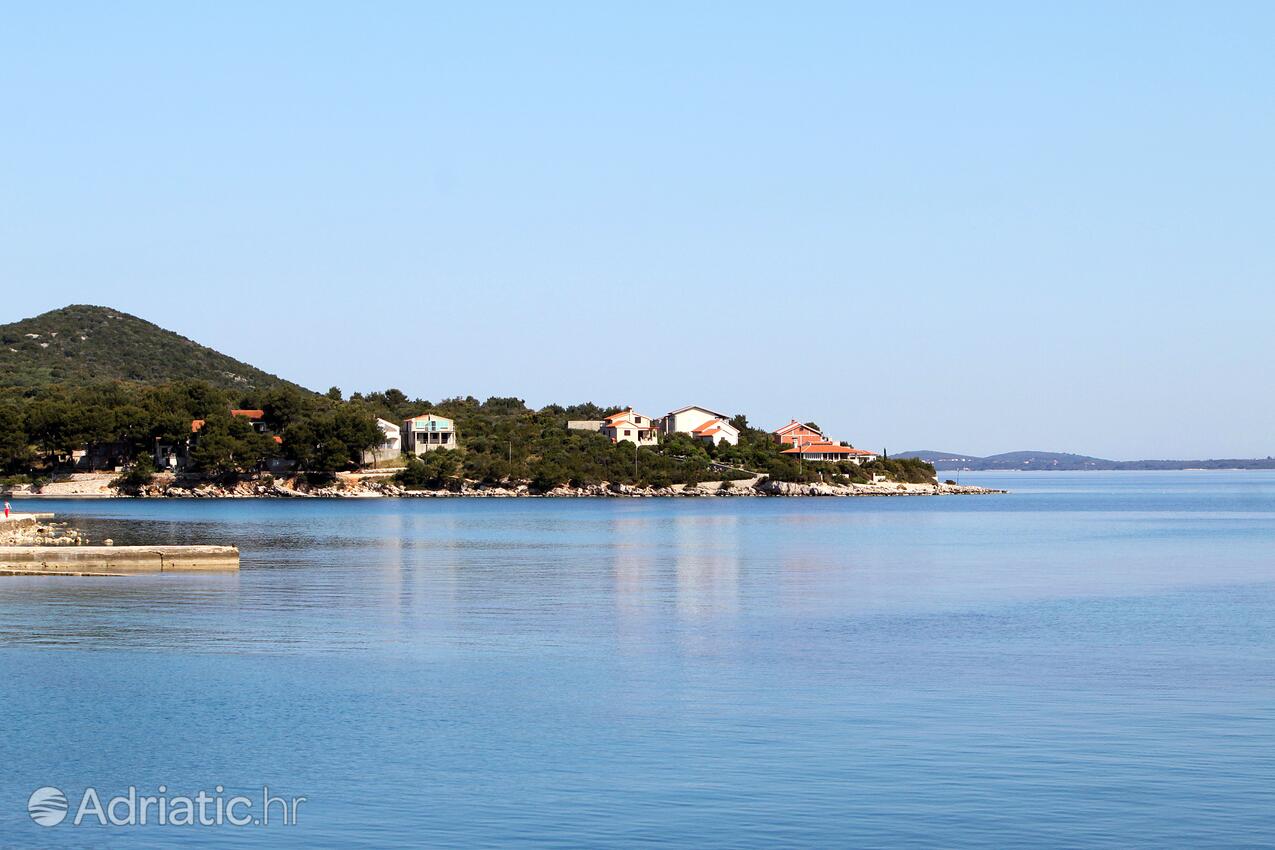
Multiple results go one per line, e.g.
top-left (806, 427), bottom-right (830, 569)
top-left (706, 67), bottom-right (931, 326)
top-left (567, 410), bottom-right (658, 446)
top-left (363, 418), bottom-right (404, 465)
top-left (660, 405), bottom-right (740, 446)
top-left (602, 409), bottom-right (659, 446)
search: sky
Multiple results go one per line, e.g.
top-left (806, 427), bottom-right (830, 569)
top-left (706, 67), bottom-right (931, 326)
top-left (2, 2), bottom-right (1272, 459)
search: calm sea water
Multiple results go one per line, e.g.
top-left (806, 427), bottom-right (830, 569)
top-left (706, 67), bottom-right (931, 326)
top-left (1, 472), bottom-right (1273, 848)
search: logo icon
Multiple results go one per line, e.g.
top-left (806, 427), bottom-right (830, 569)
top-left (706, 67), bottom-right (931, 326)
top-left (28, 786), bottom-right (68, 827)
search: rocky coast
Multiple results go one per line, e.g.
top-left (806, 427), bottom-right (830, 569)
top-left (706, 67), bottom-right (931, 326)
top-left (4, 471), bottom-right (1003, 499)
top-left (0, 514), bottom-right (85, 546)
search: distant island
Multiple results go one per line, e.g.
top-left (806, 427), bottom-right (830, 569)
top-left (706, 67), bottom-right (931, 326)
top-left (897, 450), bottom-right (1275, 472)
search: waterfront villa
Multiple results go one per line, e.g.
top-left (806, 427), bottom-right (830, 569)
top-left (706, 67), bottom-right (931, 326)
top-left (661, 405), bottom-right (740, 446)
top-left (781, 443), bottom-right (879, 464)
top-left (402, 413), bottom-right (456, 454)
top-left (772, 420), bottom-right (825, 448)
top-left (602, 408), bottom-right (659, 446)
top-left (363, 417), bottom-right (404, 465)
top-left (566, 408), bottom-right (659, 446)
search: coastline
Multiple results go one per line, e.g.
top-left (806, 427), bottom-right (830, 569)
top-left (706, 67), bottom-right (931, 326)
top-left (4, 472), bottom-right (1005, 499)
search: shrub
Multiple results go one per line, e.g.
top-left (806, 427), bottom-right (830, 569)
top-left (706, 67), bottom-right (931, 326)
top-left (111, 454), bottom-right (156, 494)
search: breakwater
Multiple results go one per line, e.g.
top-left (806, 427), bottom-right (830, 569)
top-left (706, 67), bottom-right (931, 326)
top-left (0, 545), bottom-right (239, 575)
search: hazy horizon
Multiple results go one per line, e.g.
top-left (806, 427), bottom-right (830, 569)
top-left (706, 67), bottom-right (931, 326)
top-left (4, 4), bottom-right (1272, 458)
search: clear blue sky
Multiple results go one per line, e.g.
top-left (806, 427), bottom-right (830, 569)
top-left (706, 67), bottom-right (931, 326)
top-left (3, 3), bottom-right (1272, 459)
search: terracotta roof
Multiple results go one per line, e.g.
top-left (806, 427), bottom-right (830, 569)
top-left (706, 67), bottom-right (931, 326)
top-left (773, 420), bottom-right (822, 436)
top-left (691, 419), bottom-right (722, 433)
top-left (230, 409), bottom-right (264, 419)
top-left (273, 435), bottom-right (283, 444)
top-left (191, 419), bottom-right (205, 433)
top-left (781, 443), bottom-right (877, 456)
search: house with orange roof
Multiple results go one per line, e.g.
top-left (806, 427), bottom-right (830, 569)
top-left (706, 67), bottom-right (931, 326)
top-left (190, 409), bottom-right (268, 435)
top-left (600, 408), bottom-right (659, 446)
top-left (159, 409), bottom-right (277, 471)
top-left (568, 408), bottom-right (659, 446)
top-left (772, 420), bottom-right (825, 448)
top-left (230, 409), bottom-right (268, 434)
top-left (781, 443), bottom-right (879, 464)
top-left (660, 405), bottom-right (739, 446)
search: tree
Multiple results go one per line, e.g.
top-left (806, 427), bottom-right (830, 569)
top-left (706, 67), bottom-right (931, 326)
top-left (111, 404), bottom-right (153, 455)
top-left (395, 450), bottom-right (461, 490)
top-left (189, 413), bottom-right (275, 476)
top-left (281, 406), bottom-right (382, 473)
top-left (326, 386), bottom-right (343, 401)
top-left (261, 386), bottom-right (310, 432)
top-left (112, 453), bottom-right (156, 494)
top-left (530, 459), bottom-right (567, 492)
top-left (25, 400), bottom-right (83, 461)
top-left (0, 403), bottom-right (31, 472)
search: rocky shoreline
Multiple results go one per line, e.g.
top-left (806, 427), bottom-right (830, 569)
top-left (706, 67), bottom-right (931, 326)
top-left (0, 515), bottom-right (86, 546)
top-left (4, 472), bottom-right (1005, 499)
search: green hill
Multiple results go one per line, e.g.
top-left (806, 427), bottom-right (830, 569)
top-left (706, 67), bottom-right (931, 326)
top-left (0, 305), bottom-right (306, 391)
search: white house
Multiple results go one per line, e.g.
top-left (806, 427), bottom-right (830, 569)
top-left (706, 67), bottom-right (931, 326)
top-left (567, 408), bottom-right (659, 446)
top-left (363, 418), bottom-right (404, 465)
top-left (402, 413), bottom-right (456, 454)
top-left (600, 408), bottom-right (659, 446)
top-left (660, 405), bottom-right (739, 446)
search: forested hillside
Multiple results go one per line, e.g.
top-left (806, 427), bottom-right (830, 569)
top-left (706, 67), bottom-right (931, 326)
top-left (0, 305), bottom-right (303, 391)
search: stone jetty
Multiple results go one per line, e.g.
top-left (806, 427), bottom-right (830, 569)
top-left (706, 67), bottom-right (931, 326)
top-left (0, 545), bottom-right (239, 575)
top-left (0, 512), bottom-right (239, 575)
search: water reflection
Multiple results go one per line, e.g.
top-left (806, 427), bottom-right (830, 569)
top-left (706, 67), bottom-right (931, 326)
top-left (672, 513), bottom-right (740, 621)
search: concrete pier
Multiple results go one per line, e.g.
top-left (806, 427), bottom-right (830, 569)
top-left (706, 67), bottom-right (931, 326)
top-left (0, 545), bottom-right (240, 575)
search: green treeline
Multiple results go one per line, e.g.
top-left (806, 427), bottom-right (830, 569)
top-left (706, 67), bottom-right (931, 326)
top-left (0, 383), bottom-right (936, 490)
top-left (0, 381), bottom-right (382, 480)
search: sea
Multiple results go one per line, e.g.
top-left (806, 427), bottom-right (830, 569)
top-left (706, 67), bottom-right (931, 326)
top-left (1, 471), bottom-right (1272, 847)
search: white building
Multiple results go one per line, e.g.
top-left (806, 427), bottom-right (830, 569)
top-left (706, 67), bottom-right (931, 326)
top-left (402, 413), bottom-right (456, 454)
top-left (601, 408), bottom-right (659, 446)
top-left (660, 405), bottom-right (740, 446)
top-left (363, 418), bottom-right (404, 465)
top-left (567, 408), bottom-right (659, 446)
